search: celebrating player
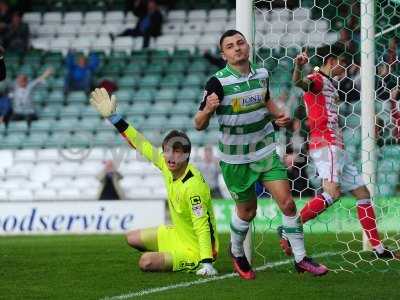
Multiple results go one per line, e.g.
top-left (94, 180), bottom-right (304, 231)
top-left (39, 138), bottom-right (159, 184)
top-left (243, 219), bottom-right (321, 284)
top-left (90, 88), bottom-right (219, 275)
top-left (194, 30), bottom-right (328, 279)
top-left (278, 49), bottom-right (400, 259)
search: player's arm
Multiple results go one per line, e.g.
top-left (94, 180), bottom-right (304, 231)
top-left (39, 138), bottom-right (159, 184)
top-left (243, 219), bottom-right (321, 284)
top-left (37, 67), bottom-right (53, 82)
top-left (265, 100), bottom-right (291, 128)
top-left (263, 79), bottom-right (291, 128)
top-left (292, 52), bottom-right (313, 92)
top-left (194, 76), bottom-right (223, 131)
top-left (28, 67), bottom-right (53, 89)
top-left (186, 187), bottom-right (218, 275)
top-left (90, 88), bottom-right (164, 170)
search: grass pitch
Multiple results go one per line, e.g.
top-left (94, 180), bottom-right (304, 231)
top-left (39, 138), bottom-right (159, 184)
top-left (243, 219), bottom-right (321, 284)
top-left (1, 233), bottom-right (399, 300)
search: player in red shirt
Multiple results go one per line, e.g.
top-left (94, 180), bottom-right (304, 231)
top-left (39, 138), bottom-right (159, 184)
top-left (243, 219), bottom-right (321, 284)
top-left (278, 50), bottom-right (399, 260)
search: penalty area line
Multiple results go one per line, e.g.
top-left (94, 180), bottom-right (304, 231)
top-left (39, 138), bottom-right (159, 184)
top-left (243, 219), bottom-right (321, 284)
top-left (100, 251), bottom-right (340, 300)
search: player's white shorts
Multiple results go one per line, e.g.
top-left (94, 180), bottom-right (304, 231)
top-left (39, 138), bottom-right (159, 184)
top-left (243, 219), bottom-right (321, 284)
top-left (309, 145), bottom-right (365, 193)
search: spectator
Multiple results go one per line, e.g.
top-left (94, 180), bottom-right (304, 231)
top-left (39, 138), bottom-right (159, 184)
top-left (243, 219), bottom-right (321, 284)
top-left (117, 0), bottom-right (163, 48)
top-left (3, 11), bottom-right (29, 53)
top-left (0, 45), bottom-right (6, 81)
top-left (64, 51), bottom-right (99, 94)
top-left (384, 37), bottom-right (399, 65)
top-left (336, 28), bottom-right (359, 57)
top-left (376, 61), bottom-right (397, 104)
top-left (383, 37), bottom-right (400, 76)
top-left (97, 160), bottom-right (125, 200)
top-left (0, 86), bottom-right (11, 128)
top-left (10, 67), bottom-right (52, 127)
top-left (196, 146), bottom-right (222, 198)
top-left (338, 61), bottom-right (361, 103)
top-left (0, 0), bottom-right (11, 36)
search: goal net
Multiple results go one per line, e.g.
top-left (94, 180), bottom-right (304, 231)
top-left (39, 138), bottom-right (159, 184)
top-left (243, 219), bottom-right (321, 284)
top-left (248, 0), bottom-right (400, 272)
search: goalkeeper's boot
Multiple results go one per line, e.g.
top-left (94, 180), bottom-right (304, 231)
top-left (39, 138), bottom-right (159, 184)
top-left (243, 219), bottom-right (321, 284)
top-left (277, 225), bottom-right (293, 256)
top-left (294, 257), bottom-right (329, 276)
top-left (229, 243), bottom-right (256, 280)
top-left (374, 248), bottom-right (400, 260)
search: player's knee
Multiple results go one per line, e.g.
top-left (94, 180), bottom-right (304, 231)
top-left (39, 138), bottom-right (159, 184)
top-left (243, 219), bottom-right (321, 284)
top-left (323, 182), bottom-right (341, 201)
top-left (138, 254), bottom-right (153, 271)
top-left (280, 197), bottom-right (296, 215)
top-left (237, 207), bottom-right (257, 221)
top-left (326, 188), bottom-right (341, 201)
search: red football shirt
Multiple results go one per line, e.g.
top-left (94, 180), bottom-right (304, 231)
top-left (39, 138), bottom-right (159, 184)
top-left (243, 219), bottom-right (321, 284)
top-left (303, 70), bottom-right (343, 150)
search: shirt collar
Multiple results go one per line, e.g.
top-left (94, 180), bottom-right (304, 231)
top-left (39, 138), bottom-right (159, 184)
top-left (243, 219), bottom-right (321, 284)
top-left (172, 163), bottom-right (191, 182)
top-left (226, 62), bottom-right (256, 78)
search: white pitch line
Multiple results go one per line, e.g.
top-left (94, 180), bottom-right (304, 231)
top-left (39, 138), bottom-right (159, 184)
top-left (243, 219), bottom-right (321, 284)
top-left (100, 251), bottom-right (340, 300)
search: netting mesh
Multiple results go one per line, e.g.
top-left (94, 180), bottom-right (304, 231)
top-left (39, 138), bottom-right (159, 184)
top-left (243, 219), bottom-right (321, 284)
top-left (251, 0), bottom-right (400, 272)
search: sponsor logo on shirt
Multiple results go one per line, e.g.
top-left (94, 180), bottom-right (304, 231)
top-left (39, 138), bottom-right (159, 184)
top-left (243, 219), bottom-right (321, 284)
top-left (231, 93), bottom-right (265, 113)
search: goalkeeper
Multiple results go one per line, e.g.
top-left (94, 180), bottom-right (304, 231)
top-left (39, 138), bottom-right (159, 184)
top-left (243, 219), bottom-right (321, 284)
top-left (90, 88), bottom-right (219, 275)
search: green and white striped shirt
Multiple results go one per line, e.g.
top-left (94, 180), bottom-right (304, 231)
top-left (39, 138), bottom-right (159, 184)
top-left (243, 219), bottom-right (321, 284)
top-left (199, 63), bottom-right (276, 164)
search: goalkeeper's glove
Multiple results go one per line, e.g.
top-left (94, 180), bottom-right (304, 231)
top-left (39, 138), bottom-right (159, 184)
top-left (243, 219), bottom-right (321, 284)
top-left (196, 262), bottom-right (218, 276)
top-left (89, 87), bottom-right (117, 118)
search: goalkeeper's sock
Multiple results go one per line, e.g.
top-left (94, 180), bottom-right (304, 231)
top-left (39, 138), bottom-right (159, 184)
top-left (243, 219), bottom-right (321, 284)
top-left (300, 192), bottom-right (333, 223)
top-left (356, 199), bottom-right (383, 252)
top-left (230, 211), bottom-right (249, 258)
top-left (282, 213), bottom-right (306, 263)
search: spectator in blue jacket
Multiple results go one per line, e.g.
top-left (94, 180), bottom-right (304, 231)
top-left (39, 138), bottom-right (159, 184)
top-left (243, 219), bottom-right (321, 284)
top-left (0, 89), bottom-right (11, 128)
top-left (64, 51), bottom-right (99, 94)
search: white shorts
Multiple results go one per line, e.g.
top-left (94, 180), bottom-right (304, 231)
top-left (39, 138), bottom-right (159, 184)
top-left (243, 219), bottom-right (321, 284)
top-left (309, 145), bottom-right (365, 193)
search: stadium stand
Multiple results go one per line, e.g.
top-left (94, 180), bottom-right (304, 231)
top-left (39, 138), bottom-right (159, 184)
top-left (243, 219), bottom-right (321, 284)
top-left (0, 2), bottom-right (398, 202)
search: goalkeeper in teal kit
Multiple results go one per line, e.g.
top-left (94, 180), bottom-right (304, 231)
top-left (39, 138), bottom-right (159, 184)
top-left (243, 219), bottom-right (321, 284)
top-left (90, 88), bottom-right (219, 275)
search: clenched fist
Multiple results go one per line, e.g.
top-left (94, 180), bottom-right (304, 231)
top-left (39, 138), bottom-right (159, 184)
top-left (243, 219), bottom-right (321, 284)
top-left (275, 113), bottom-right (291, 128)
top-left (204, 92), bottom-right (220, 114)
top-left (294, 52), bottom-right (309, 67)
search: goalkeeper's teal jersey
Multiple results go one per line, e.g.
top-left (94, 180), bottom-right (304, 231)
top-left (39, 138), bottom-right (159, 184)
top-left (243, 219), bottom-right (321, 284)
top-left (117, 120), bottom-right (219, 261)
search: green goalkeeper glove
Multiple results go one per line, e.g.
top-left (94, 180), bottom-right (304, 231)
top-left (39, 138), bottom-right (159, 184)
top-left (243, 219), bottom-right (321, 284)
top-left (89, 87), bottom-right (117, 118)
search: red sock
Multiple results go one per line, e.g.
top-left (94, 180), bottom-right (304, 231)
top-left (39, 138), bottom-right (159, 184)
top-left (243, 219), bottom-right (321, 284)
top-left (300, 195), bottom-right (327, 223)
top-left (357, 203), bottom-right (381, 247)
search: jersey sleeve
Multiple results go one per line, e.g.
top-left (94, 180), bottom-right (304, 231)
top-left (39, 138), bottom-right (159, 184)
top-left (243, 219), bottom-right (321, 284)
top-left (198, 76), bottom-right (224, 111)
top-left (186, 185), bottom-right (214, 261)
top-left (306, 73), bottom-right (323, 93)
top-left (112, 117), bottom-right (166, 171)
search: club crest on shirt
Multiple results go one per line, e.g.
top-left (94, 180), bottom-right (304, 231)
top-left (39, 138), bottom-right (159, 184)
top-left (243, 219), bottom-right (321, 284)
top-left (230, 191), bottom-right (239, 200)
